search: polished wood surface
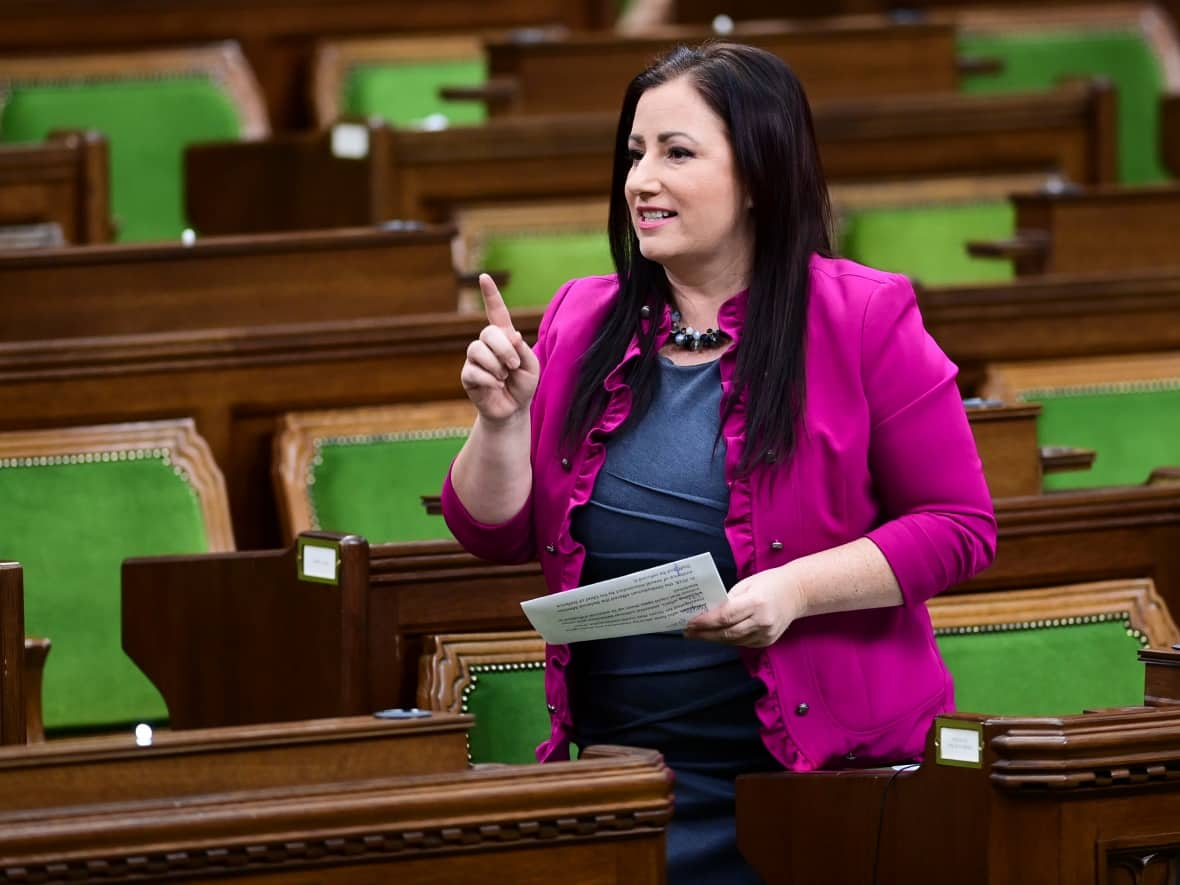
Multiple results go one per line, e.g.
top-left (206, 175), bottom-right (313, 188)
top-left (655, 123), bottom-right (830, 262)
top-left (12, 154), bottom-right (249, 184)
top-left (123, 479), bottom-right (1180, 731)
top-left (737, 705), bottom-right (1180, 883)
top-left (467, 19), bottom-right (961, 117)
top-left (186, 79), bottom-right (1116, 236)
top-left (0, 717), bottom-right (671, 884)
top-left (0, 225), bottom-right (459, 342)
top-left (0, 131), bottom-right (113, 245)
top-left (0, 564), bottom-right (25, 747)
top-left (919, 270), bottom-right (1180, 395)
top-left (966, 402), bottom-right (1043, 497)
top-left (0, 0), bottom-right (615, 130)
top-left (969, 184), bottom-right (1180, 275)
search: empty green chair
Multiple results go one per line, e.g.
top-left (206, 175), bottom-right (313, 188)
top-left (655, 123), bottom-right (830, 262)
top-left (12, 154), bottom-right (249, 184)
top-left (273, 400), bottom-right (475, 544)
top-left (456, 200), bottom-right (613, 309)
top-left (0, 43), bottom-right (269, 242)
top-left (958, 8), bottom-right (1177, 184)
top-left (312, 35), bottom-right (488, 129)
top-left (418, 630), bottom-right (551, 765)
top-left (0, 419), bottom-right (234, 734)
top-left (931, 579), bottom-right (1179, 716)
top-left (984, 354), bottom-right (1180, 490)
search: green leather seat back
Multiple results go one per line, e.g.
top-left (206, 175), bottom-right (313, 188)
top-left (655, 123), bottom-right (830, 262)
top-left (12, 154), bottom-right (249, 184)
top-left (308, 430), bottom-right (468, 542)
top-left (839, 201), bottom-right (1016, 285)
top-left (0, 76), bottom-right (245, 242)
top-left (462, 663), bottom-right (550, 764)
top-left (937, 615), bottom-right (1146, 716)
top-left (959, 30), bottom-right (1169, 184)
top-left (0, 453), bottom-right (210, 731)
top-left (343, 59), bottom-right (487, 128)
top-left (1023, 384), bottom-right (1180, 489)
top-left (483, 229), bottom-right (613, 308)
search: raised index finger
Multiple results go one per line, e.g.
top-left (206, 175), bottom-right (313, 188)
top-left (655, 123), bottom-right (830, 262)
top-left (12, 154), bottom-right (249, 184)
top-left (479, 273), bottom-right (515, 332)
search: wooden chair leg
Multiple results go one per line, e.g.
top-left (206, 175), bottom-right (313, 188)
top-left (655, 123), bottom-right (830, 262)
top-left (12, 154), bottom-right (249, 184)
top-left (22, 637), bottom-right (50, 743)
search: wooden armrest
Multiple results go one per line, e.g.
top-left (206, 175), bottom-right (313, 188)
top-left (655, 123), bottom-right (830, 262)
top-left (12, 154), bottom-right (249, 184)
top-left (1040, 446), bottom-right (1096, 475)
top-left (966, 231), bottom-right (1049, 261)
top-left (439, 77), bottom-right (520, 105)
top-left (1148, 466), bottom-right (1180, 486)
top-left (22, 636), bottom-right (50, 744)
top-left (956, 56), bottom-right (1005, 76)
top-left (1163, 95), bottom-right (1180, 179)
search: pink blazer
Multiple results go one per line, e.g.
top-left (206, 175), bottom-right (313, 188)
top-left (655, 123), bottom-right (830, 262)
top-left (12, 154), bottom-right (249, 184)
top-left (443, 254), bottom-right (997, 770)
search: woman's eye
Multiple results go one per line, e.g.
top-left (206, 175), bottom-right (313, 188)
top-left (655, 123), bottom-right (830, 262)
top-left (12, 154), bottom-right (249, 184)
top-left (667, 147), bottom-right (693, 160)
top-left (627, 149), bottom-right (644, 164)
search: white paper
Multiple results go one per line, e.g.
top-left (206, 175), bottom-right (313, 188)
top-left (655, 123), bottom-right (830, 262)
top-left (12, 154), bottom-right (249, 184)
top-left (938, 725), bottom-right (981, 764)
top-left (301, 544), bottom-right (337, 581)
top-left (521, 553), bottom-right (729, 643)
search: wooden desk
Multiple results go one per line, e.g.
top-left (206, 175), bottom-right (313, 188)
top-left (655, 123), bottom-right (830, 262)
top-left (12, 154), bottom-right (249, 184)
top-left (469, 19), bottom-right (960, 117)
top-left (123, 480), bottom-right (1180, 730)
top-left (0, 563), bottom-right (24, 747)
top-left (919, 269), bottom-right (1180, 395)
top-left (0, 225), bottom-right (458, 342)
top-left (968, 184), bottom-right (1180, 275)
top-left (0, 131), bottom-right (112, 246)
top-left (737, 706), bottom-right (1180, 883)
top-left (0, 716), bottom-right (671, 884)
top-left (186, 79), bottom-right (1116, 235)
top-left (0, 0), bottom-right (614, 130)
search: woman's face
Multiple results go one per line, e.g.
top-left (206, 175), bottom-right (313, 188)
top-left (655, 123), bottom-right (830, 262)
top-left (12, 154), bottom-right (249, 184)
top-left (625, 75), bottom-right (753, 282)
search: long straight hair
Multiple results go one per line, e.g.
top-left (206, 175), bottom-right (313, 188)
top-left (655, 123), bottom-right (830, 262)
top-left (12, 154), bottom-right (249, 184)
top-left (562, 42), bottom-right (833, 474)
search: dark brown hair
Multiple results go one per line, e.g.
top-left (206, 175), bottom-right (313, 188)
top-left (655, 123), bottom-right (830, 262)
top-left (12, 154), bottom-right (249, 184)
top-left (563, 42), bottom-right (834, 473)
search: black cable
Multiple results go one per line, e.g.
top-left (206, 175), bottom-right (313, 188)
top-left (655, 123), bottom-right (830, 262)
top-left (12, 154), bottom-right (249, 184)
top-left (870, 762), bottom-right (921, 885)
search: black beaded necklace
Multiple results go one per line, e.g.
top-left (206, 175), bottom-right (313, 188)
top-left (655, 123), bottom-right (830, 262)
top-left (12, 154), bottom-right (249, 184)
top-left (669, 309), bottom-right (729, 352)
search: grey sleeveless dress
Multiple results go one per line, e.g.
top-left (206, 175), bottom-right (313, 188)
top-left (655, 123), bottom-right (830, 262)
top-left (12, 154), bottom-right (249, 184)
top-left (569, 355), bottom-right (778, 885)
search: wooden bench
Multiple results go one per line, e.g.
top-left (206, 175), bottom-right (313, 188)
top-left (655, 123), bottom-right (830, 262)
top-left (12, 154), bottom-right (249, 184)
top-left (186, 79), bottom-right (1116, 235)
top-left (122, 478), bottom-right (1180, 730)
top-left (0, 0), bottom-right (615, 130)
top-left (918, 268), bottom-right (1180, 395)
top-left (0, 131), bottom-right (112, 246)
top-left (0, 225), bottom-right (459, 342)
top-left (967, 183), bottom-right (1180, 274)
top-left (0, 714), bottom-right (671, 884)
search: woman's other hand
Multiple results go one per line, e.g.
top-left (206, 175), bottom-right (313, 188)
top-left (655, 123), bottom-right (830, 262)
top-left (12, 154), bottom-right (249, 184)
top-left (684, 565), bottom-right (805, 648)
top-left (461, 274), bottom-right (540, 423)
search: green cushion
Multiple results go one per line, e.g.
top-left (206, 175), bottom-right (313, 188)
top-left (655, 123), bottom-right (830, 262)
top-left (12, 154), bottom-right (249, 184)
top-left (959, 30), bottom-right (1169, 184)
top-left (937, 616), bottom-right (1146, 716)
top-left (0, 76), bottom-right (244, 242)
top-left (839, 202), bottom-right (1016, 285)
top-left (344, 59), bottom-right (488, 128)
top-left (483, 229), bottom-right (614, 308)
top-left (309, 430), bottom-right (467, 542)
top-left (1022, 383), bottom-right (1180, 490)
top-left (463, 663), bottom-right (549, 765)
top-left (0, 453), bottom-right (210, 731)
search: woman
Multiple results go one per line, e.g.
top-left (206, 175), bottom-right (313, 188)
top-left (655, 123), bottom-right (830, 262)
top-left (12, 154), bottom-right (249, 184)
top-left (442, 42), bottom-right (996, 883)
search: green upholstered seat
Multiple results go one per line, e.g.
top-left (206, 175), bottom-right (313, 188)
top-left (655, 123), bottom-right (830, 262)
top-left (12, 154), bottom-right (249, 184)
top-left (274, 401), bottom-right (476, 544)
top-left (930, 580), bottom-right (1178, 718)
top-left (937, 616), bottom-right (1147, 716)
top-left (307, 430), bottom-right (467, 542)
top-left (838, 201), bottom-right (1016, 286)
top-left (462, 660), bottom-right (550, 764)
top-left (0, 72), bottom-right (251, 243)
top-left (959, 30), bottom-right (1169, 184)
top-left (343, 57), bottom-right (488, 128)
top-left (1022, 382), bottom-right (1180, 490)
top-left (0, 420), bottom-right (232, 733)
top-left (483, 228), bottom-right (614, 308)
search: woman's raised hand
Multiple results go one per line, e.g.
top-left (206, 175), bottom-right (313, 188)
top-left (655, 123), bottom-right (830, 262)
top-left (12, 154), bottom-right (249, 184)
top-left (460, 274), bottom-right (540, 423)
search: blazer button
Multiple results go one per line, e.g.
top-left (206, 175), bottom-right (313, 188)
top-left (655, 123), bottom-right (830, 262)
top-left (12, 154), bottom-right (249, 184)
top-left (770, 540), bottom-right (784, 551)
top-left (546, 703), bottom-right (558, 713)
top-left (560, 457), bottom-right (571, 470)
top-left (545, 544), bottom-right (557, 554)
top-left (795, 702), bottom-right (809, 716)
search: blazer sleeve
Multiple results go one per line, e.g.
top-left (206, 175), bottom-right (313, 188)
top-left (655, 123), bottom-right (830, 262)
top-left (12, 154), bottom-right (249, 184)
top-left (440, 278), bottom-right (577, 564)
top-left (860, 275), bottom-right (997, 606)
